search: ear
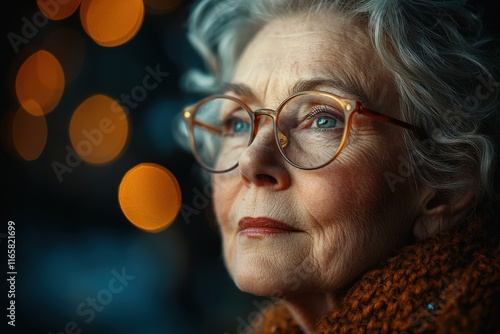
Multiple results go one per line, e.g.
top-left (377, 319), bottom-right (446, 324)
top-left (412, 187), bottom-right (476, 240)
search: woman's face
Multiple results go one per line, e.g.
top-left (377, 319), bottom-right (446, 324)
top-left (212, 13), bottom-right (422, 298)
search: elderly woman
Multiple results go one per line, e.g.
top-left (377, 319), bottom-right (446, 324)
top-left (178, 0), bottom-right (500, 332)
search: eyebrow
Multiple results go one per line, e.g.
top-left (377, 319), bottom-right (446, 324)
top-left (291, 78), bottom-right (369, 103)
top-left (222, 83), bottom-right (258, 100)
top-left (222, 77), bottom-right (369, 105)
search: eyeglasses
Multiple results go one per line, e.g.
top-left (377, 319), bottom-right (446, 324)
top-left (182, 90), bottom-right (417, 173)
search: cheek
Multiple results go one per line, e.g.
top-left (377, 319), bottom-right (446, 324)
top-left (212, 173), bottom-right (242, 274)
top-left (212, 173), bottom-right (241, 229)
top-left (298, 154), bottom-right (386, 224)
top-left (298, 144), bottom-right (414, 269)
top-left (296, 161), bottom-right (384, 269)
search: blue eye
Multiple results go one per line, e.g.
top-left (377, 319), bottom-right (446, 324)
top-left (304, 106), bottom-right (343, 131)
top-left (223, 117), bottom-right (251, 135)
top-left (314, 116), bottom-right (338, 129)
top-left (233, 120), bottom-right (250, 133)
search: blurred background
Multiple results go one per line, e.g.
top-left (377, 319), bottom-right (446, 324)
top-left (1, 1), bottom-right (263, 333)
top-left (1, 1), bottom-right (499, 333)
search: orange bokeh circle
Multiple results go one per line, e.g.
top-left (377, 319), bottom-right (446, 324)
top-left (37, 0), bottom-right (81, 20)
top-left (118, 163), bottom-right (182, 233)
top-left (15, 50), bottom-right (65, 116)
top-left (69, 94), bottom-right (129, 165)
top-left (11, 103), bottom-right (48, 161)
top-left (80, 0), bottom-right (144, 47)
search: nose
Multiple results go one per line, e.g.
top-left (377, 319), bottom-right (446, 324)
top-left (238, 114), bottom-right (291, 190)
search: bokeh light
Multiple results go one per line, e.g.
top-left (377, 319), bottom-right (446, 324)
top-left (11, 103), bottom-right (48, 161)
top-left (80, 0), bottom-right (145, 47)
top-left (69, 94), bottom-right (129, 165)
top-left (15, 50), bottom-right (65, 116)
top-left (144, 0), bottom-right (183, 15)
top-left (118, 163), bottom-right (182, 233)
top-left (37, 0), bottom-right (81, 20)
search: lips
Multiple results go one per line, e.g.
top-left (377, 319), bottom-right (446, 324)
top-left (238, 217), bottom-right (301, 236)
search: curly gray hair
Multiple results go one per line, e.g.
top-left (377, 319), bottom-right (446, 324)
top-left (180, 0), bottom-right (499, 204)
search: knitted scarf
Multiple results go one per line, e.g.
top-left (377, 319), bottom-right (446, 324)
top-left (253, 212), bottom-right (500, 333)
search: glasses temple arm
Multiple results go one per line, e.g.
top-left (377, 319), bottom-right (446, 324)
top-left (357, 106), bottom-right (424, 137)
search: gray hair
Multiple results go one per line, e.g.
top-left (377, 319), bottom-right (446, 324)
top-left (180, 0), bottom-right (500, 204)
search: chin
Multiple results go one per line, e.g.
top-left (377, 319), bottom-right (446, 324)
top-left (225, 248), bottom-right (319, 298)
top-left (232, 270), bottom-right (292, 298)
top-left (225, 253), bottom-right (277, 295)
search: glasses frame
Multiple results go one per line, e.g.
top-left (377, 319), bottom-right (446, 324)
top-left (182, 90), bottom-right (418, 173)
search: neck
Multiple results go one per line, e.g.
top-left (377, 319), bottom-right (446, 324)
top-left (283, 291), bottom-right (339, 333)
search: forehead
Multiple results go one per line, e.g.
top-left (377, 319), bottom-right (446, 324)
top-left (232, 13), bottom-right (397, 112)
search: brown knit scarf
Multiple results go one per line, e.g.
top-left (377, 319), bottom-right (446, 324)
top-left (253, 212), bottom-right (500, 333)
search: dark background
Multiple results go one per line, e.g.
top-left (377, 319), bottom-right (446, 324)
top-left (1, 1), bottom-right (262, 333)
top-left (1, 1), bottom-right (499, 334)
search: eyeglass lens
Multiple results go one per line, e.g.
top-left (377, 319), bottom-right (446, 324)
top-left (191, 93), bottom-right (348, 171)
